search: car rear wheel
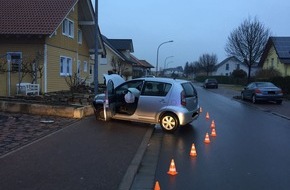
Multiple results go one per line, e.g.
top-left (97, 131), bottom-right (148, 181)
top-left (252, 95), bottom-right (257, 104)
top-left (160, 113), bottom-right (179, 132)
top-left (276, 100), bottom-right (282, 104)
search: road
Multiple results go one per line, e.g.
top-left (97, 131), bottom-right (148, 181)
top-left (152, 85), bottom-right (290, 190)
top-left (0, 118), bottom-right (152, 190)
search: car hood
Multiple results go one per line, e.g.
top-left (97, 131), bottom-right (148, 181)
top-left (103, 74), bottom-right (125, 89)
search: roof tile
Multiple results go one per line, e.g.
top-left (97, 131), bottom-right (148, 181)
top-left (0, 0), bottom-right (77, 35)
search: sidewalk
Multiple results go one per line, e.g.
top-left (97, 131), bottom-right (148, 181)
top-left (0, 112), bottom-right (77, 157)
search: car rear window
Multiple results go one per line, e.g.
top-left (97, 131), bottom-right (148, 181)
top-left (182, 82), bottom-right (197, 97)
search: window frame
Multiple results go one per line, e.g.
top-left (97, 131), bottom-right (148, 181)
top-left (78, 29), bottom-right (82, 44)
top-left (62, 18), bottom-right (74, 38)
top-left (7, 52), bottom-right (22, 72)
top-left (60, 56), bottom-right (72, 76)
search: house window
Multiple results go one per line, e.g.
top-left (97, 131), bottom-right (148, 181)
top-left (77, 60), bottom-right (81, 75)
top-left (60, 56), bottom-right (72, 76)
top-left (226, 63), bottom-right (229, 70)
top-left (84, 61), bottom-right (88, 72)
top-left (62, 18), bottom-right (74, 38)
top-left (78, 29), bottom-right (82, 44)
top-left (271, 58), bottom-right (274, 68)
top-left (7, 52), bottom-right (22, 72)
top-left (236, 64), bottom-right (240, 70)
top-left (89, 64), bottom-right (93, 75)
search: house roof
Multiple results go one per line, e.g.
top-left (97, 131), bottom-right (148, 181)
top-left (216, 56), bottom-right (242, 68)
top-left (140, 60), bottom-right (154, 68)
top-left (0, 0), bottom-right (77, 35)
top-left (0, 0), bottom-right (105, 55)
top-left (107, 39), bottom-right (134, 52)
top-left (102, 35), bottom-right (136, 64)
top-left (259, 37), bottom-right (290, 66)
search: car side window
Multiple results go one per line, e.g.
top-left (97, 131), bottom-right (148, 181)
top-left (115, 80), bottom-right (143, 95)
top-left (141, 82), bottom-right (171, 96)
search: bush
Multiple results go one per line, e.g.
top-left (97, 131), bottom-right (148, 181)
top-left (255, 68), bottom-right (282, 78)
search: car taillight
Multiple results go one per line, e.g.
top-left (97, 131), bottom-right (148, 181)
top-left (181, 91), bottom-right (186, 106)
top-left (255, 89), bottom-right (262, 94)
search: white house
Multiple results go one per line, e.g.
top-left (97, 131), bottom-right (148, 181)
top-left (214, 56), bottom-right (249, 76)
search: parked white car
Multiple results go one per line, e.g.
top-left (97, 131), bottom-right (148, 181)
top-left (93, 74), bottom-right (200, 132)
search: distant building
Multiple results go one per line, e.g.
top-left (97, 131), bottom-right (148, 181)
top-left (214, 56), bottom-right (259, 76)
top-left (259, 36), bottom-right (290, 76)
top-left (163, 66), bottom-right (183, 77)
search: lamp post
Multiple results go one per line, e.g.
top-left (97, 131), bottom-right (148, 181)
top-left (166, 61), bottom-right (173, 68)
top-left (163, 56), bottom-right (174, 70)
top-left (156, 40), bottom-right (173, 75)
top-left (94, 0), bottom-right (99, 94)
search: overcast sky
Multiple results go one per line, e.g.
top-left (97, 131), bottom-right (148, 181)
top-left (92, 0), bottom-right (290, 69)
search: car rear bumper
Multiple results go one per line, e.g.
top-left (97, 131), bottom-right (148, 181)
top-left (255, 94), bottom-right (283, 101)
top-left (177, 109), bottom-right (199, 125)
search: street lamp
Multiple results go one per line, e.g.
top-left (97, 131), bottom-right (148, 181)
top-left (164, 56), bottom-right (174, 70)
top-left (94, 0), bottom-right (99, 94)
top-left (156, 40), bottom-right (173, 74)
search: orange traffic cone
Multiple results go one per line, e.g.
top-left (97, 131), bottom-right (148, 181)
top-left (190, 143), bottom-right (197, 157)
top-left (210, 120), bottom-right (215, 128)
top-left (211, 128), bottom-right (217, 137)
top-left (206, 112), bottom-right (210, 119)
top-left (204, 133), bottom-right (211, 144)
top-left (154, 181), bottom-right (161, 190)
top-left (199, 107), bottom-right (203, 113)
top-left (167, 159), bottom-right (178, 175)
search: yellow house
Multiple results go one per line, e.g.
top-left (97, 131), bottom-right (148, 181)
top-left (0, 0), bottom-right (105, 96)
top-left (259, 37), bottom-right (290, 76)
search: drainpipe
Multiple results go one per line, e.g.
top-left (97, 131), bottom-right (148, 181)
top-left (44, 44), bottom-right (47, 93)
top-left (7, 54), bottom-right (11, 96)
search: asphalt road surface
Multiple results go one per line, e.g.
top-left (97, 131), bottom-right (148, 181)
top-left (154, 85), bottom-right (290, 190)
top-left (0, 117), bottom-right (151, 190)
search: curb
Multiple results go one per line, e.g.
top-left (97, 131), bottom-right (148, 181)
top-left (118, 126), bottom-right (154, 190)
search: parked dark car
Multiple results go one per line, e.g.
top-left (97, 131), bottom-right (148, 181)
top-left (241, 82), bottom-right (283, 104)
top-left (203, 78), bottom-right (218, 89)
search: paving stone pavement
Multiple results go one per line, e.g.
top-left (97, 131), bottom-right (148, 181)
top-left (0, 112), bottom-right (78, 157)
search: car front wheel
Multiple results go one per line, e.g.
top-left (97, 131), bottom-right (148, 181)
top-left (94, 106), bottom-right (105, 120)
top-left (241, 92), bottom-right (245, 100)
top-left (160, 113), bottom-right (179, 132)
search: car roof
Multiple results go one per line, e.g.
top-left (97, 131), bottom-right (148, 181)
top-left (132, 77), bottom-right (190, 84)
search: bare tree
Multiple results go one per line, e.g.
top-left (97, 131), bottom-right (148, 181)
top-left (197, 53), bottom-right (218, 76)
top-left (110, 56), bottom-right (127, 76)
top-left (225, 17), bottom-right (270, 82)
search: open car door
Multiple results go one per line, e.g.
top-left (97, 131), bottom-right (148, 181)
top-left (104, 79), bottom-right (115, 121)
top-left (103, 74), bottom-right (125, 121)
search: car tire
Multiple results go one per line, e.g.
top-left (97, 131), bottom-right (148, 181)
top-left (276, 100), bottom-right (282, 105)
top-left (252, 95), bottom-right (257, 104)
top-left (94, 106), bottom-right (105, 120)
top-left (241, 92), bottom-right (245, 100)
top-left (160, 113), bottom-right (179, 132)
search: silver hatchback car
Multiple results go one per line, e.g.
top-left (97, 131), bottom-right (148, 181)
top-left (92, 74), bottom-right (200, 132)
